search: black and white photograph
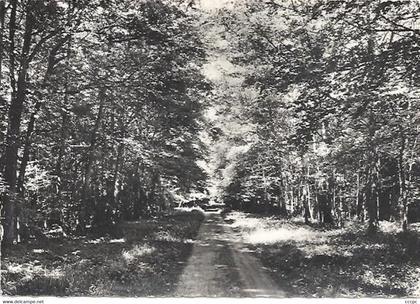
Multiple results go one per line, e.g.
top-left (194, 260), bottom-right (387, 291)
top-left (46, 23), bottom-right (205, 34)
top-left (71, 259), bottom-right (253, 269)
top-left (0, 0), bottom-right (420, 300)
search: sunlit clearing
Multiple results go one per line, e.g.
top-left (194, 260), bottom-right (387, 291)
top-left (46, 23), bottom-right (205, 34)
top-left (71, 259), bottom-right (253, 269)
top-left (86, 238), bottom-right (104, 244)
top-left (155, 231), bottom-right (180, 243)
top-left (246, 227), bottom-right (318, 244)
top-left (32, 249), bottom-right (46, 253)
top-left (378, 221), bottom-right (400, 234)
top-left (226, 212), bottom-right (264, 230)
top-left (109, 238), bottom-right (125, 243)
top-left (361, 270), bottom-right (389, 288)
top-left (6, 264), bottom-right (26, 274)
top-left (122, 244), bottom-right (155, 264)
top-left (174, 206), bottom-right (205, 213)
top-left (6, 262), bottom-right (64, 282)
top-left (86, 237), bottom-right (126, 244)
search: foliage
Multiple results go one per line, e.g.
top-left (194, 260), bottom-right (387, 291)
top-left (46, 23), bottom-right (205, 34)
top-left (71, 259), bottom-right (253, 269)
top-left (0, 0), bottom-right (210, 242)
top-left (207, 0), bottom-right (420, 230)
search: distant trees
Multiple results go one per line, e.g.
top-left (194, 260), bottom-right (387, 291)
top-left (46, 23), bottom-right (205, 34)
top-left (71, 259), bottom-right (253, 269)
top-left (212, 0), bottom-right (420, 231)
top-left (1, 0), bottom-right (209, 245)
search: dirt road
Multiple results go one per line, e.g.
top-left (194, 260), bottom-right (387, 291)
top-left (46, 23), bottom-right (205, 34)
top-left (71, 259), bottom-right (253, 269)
top-left (174, 211), bottom-right (285, 297)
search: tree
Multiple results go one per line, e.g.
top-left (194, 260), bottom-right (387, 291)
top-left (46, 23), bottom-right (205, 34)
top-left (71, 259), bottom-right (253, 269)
top-left (1, 0), bottom-right (209, 244)
top-left (207, 0), bottom-right (420, 231)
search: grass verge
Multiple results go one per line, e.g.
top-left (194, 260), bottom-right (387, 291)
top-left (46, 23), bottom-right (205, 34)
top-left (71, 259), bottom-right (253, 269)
top-left (224, 211), bottom-right (420, 297)
top-left (1, 209), bottom-right (205, 296)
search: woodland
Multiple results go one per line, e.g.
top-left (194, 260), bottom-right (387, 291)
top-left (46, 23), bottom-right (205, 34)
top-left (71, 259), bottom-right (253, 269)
top-left (0, 0), bottom-right (420, 297)
top-left (0, 0), bottom-right (209, 245)
top-left (211, 0), bottom-right (420, 232)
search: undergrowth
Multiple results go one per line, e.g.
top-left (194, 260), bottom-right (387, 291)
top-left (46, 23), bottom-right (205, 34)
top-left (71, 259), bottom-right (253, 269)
top-left (225, 211), bottom-right (420, 297)
top-left (1, 209), bottom-right (205, 296)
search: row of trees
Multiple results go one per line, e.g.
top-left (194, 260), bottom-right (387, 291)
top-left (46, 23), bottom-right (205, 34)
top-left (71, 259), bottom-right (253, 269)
top-left (0, 0), bottom-right (209, 245)
top-left (210, 0), bottom-right (420, 231)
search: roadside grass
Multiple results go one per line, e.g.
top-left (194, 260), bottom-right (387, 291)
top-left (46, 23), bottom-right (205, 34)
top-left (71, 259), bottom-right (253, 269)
top-left (1, 209), bottom-right (205, 296)
top-left (225, 211), bottom-right (420, 297)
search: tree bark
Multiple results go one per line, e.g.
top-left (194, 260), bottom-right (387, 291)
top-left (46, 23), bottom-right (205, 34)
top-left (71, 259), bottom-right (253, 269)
top-left (16, 102), bottom-right (41, 194)
top-left (17, 34), bottom-right (70, 195)
top-left (398, 132), bottom-right (408, 231)
top-left (8, 0), bottom-right (17, 93)
top-left (306, 166), bottom-right (313, 221)
top-left (0, 0), bottom-right (6, 86)
top-left (111, 140), bottom-right (124, 216)
top-left (132, 159), bottom-right (144, 219)
top-left (356, 169), bottom-right (363, 220)
top-left (2, 1), bottom-right (34, 245)
top-left (78, 88), bottom-right (106, 233)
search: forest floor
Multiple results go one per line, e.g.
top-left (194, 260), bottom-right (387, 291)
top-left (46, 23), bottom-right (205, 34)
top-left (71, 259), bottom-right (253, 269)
top-left (1, 209), bottom-right (205, 296)
top-left (224, 211), bottom-right (420, 297)
top-left (2, 208), bottom-right (420, 297)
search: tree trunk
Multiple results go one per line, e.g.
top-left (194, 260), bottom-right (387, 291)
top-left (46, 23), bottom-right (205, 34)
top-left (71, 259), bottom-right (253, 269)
top-left (307, 166), bottom-right (313, 221)
top-left (398, 132), bottom-right (408, 231)
top-left (78, 88), bottom-right (106, 233)
top-left (55, 112), bottom-right (69, 184)
top-left (8, 0), bottom-right (17, 92)
top-left (282, 174), bottom-right (289, 214)
top-left (290, 186), bottom-right (294, 215)
top-left (303, 183), bottom-right (311, 224)
top-left (16, 101), bottom-right (42, 194)
top-left (356, 169), bottom-right (363, 220)
top-left (133, 159), bottom-right (144, 219)
top-left (2, 1), bottom-right (34, 245)
top-left (0, 0), bottom-right (6, 85)
top-left (376, 157), bottom-right (381, 221)
top-left (366, 170), bottom-right (378, 232)
top-left (111, 141), bottom-right (124, 216)
top-left (17, 35), bottom-right (70, 194)
top-left (55, 34), bottom-right (73, 203)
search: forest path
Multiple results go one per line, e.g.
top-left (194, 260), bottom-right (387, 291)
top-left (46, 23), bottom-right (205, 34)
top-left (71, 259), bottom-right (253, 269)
top-left (173, 212), bottom-right (286, 297)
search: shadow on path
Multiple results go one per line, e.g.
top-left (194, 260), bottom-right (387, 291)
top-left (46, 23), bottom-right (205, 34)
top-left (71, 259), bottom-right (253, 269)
top-left (173, 212), bottom-right (287, 297)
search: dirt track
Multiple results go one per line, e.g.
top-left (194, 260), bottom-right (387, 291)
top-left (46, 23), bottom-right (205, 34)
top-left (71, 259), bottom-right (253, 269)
top-left (173, 212), bottom-right (285, 297)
